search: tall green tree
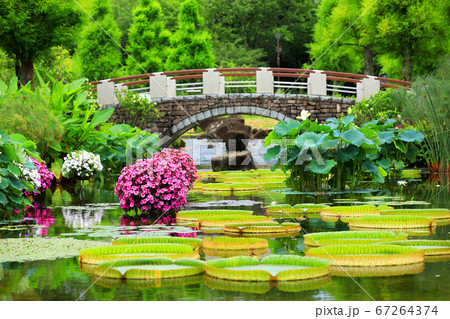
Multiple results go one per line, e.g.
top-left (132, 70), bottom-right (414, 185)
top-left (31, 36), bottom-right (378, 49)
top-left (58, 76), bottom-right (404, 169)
top-left (366, 0), bottom-right (449, 81)
top-left (0, 0), bottom-right (81, 86)
top-left (165, 0), bottom-right (215, 71)
top-left (74, 0), bottom-right (122, 81)
top-left (199, 0), bottom-right (316, 68)
top-left (126, 0), bottom-right (172, 74)
top-left (110, 0), bottom-right (139, 62)
top-left (308, 0), bottom-right (376, 74)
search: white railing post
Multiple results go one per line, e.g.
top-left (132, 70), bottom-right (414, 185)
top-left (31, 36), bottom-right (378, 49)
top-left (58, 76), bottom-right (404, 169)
top-left (203, 69), bottom-right (224, 94)
top-left (307, 70), bottom-right (327, 96)
top-left (256, 68), bottom-right (273, 94)
top-left (150, 73), bottom-right (176, 99)
top-left (97, 80), bottom-right (117, 106)
top-left (357, 76), bottom-right (380, 101)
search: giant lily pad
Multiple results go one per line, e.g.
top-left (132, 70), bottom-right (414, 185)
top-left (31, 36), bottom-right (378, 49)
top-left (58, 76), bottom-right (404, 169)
top-left (205, 255), bottom-right (331, 281)
top-left (303, 231), bottom-right (408, 247)
top-left (93, 257), bottom-right (205, 279)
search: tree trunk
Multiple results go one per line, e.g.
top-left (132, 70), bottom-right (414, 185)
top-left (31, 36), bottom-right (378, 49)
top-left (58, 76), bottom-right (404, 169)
top-left (363, 45), bottom-right (374, 75)
top-left (401, 47), bottom-right (413, 81)
top-left (17, 58), bottom-right (34, 87)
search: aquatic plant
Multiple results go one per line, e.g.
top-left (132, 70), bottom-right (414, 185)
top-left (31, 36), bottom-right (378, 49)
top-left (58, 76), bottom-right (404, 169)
top-left (231, 183), bottom-right (260, 192)
top-left (205, 255), bottom-right (331, 281)
top-left (176, 209), bottom-right (253, 223)
top-left (224, 221), bottom-right (301, 234)
top-left (202, 237), bottom-right (268, 251)
top-left (305, 244), bottom-right (424, 266)
top-left (114, 148), bottom-right (197, 214)
top-left (382, 240), bottom-right (450, 256)
top-left (94, 257), bottom-right (205, 279)
top-left (331, 262), bottom-right (425, 277)
top-left (112, 236), bottom-right (202, 249)
top-left (401, 169), bottom-right (421, 179)
top-left (205, 274), bottom-right (332, 293)
top-left (380, 208), bottom-right (450, 221)
top-left (202, 183), bottom-right (232, 192)
top-left (348, 215), bottom-right (437, 229)
top-left (61, 150), bottom-right (103, 179)
top-left (79, 243), bottom-right (199, 265)
top-left (124, 274), bottom-right (206, 290)
top-left (0, 237), bottom-right (107, 263)
top-left (198, 215), bottom-right (272, 228)
top-left (264, 115), bottom-right (424, 191)
top-left (303, 231), bottom-right (408, 247)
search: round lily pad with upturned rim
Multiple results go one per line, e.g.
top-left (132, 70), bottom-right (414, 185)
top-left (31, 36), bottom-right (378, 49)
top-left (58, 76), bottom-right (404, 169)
top-left (205, 255), bottom-right (331, 282)
top-left (93, 257), bottom-right (205, 279)
top-left (305, 244), bottom-right (424, 266)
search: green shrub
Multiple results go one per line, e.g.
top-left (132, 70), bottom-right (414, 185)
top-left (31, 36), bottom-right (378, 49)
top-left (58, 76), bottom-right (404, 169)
top-left (0, 93), bottom-right (63, 157)
top-left (0, 130), bottom-right (40, 218)
top-left (349, 89), bottom-right (402, 126)
top-left (116, 89), bottom-right (162, 128)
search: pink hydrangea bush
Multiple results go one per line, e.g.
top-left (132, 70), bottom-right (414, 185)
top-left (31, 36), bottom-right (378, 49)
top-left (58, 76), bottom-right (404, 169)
top-left (24, 155), bottom-right (55, 196)
top-left (115, 148), bottom-right (197, 214)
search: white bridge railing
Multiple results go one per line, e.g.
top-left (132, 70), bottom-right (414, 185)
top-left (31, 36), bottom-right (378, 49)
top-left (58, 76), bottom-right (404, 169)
top-left (92, 68), bottom-right (412, 106)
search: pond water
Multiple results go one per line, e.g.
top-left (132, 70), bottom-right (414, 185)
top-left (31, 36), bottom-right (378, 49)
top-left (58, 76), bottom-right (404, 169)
top-left (0, 179), bottom-right (449, 301)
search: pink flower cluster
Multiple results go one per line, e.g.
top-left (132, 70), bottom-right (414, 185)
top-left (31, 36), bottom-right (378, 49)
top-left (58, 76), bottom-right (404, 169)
top-left (25, 155), bottom-right (55, 196)
top-left (115, 148), bottom-right (197, 214)
top-left (18, 204), bottom-right (56, 236)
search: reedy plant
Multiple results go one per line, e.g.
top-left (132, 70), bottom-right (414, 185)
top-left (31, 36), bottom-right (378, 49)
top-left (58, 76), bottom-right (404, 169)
top-left (393, 58), bottom-right (450, 175)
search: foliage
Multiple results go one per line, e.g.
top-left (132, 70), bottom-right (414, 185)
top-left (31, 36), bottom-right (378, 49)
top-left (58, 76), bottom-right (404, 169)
top-left (165, 0), bottom-right (215, 70)
top-left (0, 0), bottom-right (81, 85)
top-left (393, 58), bottom-right (450, 174)
top-left (303, 231), bottom-right (407, 247)
top-left (61, 150), bottom-right (103, 179)
top-left (110, 0), bottom-right (140, 63)
top-left (74, 0), bottom-right (122, 81)
top-left (263, 114), bottom-right (425, 191)
top-left (95, 257), bottom-right (205, 279)
top-left (116, 89), bottom-right (162, 127)
top-left (113, 236), bottom-right (202, 248)
top-left (79, 243), bottom-right (197, 265)
top-left (224, 221), bottom-right (301, 234)
top-left (202, 237), bottom-right (268, 250)
top-left (0, 130), bottom-right (40, 218)
top-left (199, 0), bottom-right (317, 68)
top-left (306, 244), bottom-right (424, 266)
top-left (308, 0), bottom-right (367, 74)
top-left (0, 237), bottom-right (108, 263)
top-left (126, 0), bottom-right (172, 74)
top-left (0, 90), bottom-right (64, 157)
top-left (115, 148), bottom-right (197, 214)
top-left (206, 255), bottom-right (331, 281)
top-left (366, 0), bottom-right (449, 81)
top-left (349, 89), bottom-right (403, 126)
top-left (308, 0), bottom-right (449, 80)
top-left (94, 123), bottom-right (160, 173)
top-left (349, 215), bottom-right (437, 229)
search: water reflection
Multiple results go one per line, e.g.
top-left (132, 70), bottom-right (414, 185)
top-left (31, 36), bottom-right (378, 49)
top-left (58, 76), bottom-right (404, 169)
top-left (62, 207), bottom-right (104, 229)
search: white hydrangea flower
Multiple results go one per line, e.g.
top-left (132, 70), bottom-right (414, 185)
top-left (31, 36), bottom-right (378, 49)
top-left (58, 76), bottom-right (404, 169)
top-left (61, 150), bottom-right (103, 178)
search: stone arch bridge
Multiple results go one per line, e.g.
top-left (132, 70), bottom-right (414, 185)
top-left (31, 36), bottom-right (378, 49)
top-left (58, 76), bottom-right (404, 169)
top-left (93, 68), bottom-right (411, 147)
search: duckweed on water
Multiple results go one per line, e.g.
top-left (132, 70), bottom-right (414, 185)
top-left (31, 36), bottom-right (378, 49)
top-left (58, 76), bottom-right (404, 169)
top-left (0, 237), bottom-right (109, 262)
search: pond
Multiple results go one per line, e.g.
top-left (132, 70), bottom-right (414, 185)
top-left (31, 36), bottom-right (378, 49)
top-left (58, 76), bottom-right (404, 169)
top-left (0, 179), bottom-right (448, 301)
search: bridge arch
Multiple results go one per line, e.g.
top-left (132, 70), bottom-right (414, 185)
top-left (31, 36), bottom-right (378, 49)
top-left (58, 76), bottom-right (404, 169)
top-left (158, 106), bottom-right (295, 148)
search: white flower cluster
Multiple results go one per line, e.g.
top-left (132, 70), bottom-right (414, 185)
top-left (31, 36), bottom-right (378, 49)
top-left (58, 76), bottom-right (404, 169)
top-left (14, 162), bottom-right (41, 189)
top-left (62, 150), bottom-right (103, 178)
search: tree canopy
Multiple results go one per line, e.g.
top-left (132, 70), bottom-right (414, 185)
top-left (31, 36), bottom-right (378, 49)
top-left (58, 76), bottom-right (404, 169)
top-left (126, 0), bottom-right (172, 74)
top-left (165, 0), bottom-right (215, 71)
top-left (0, 0), bottom-right (81, 85)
